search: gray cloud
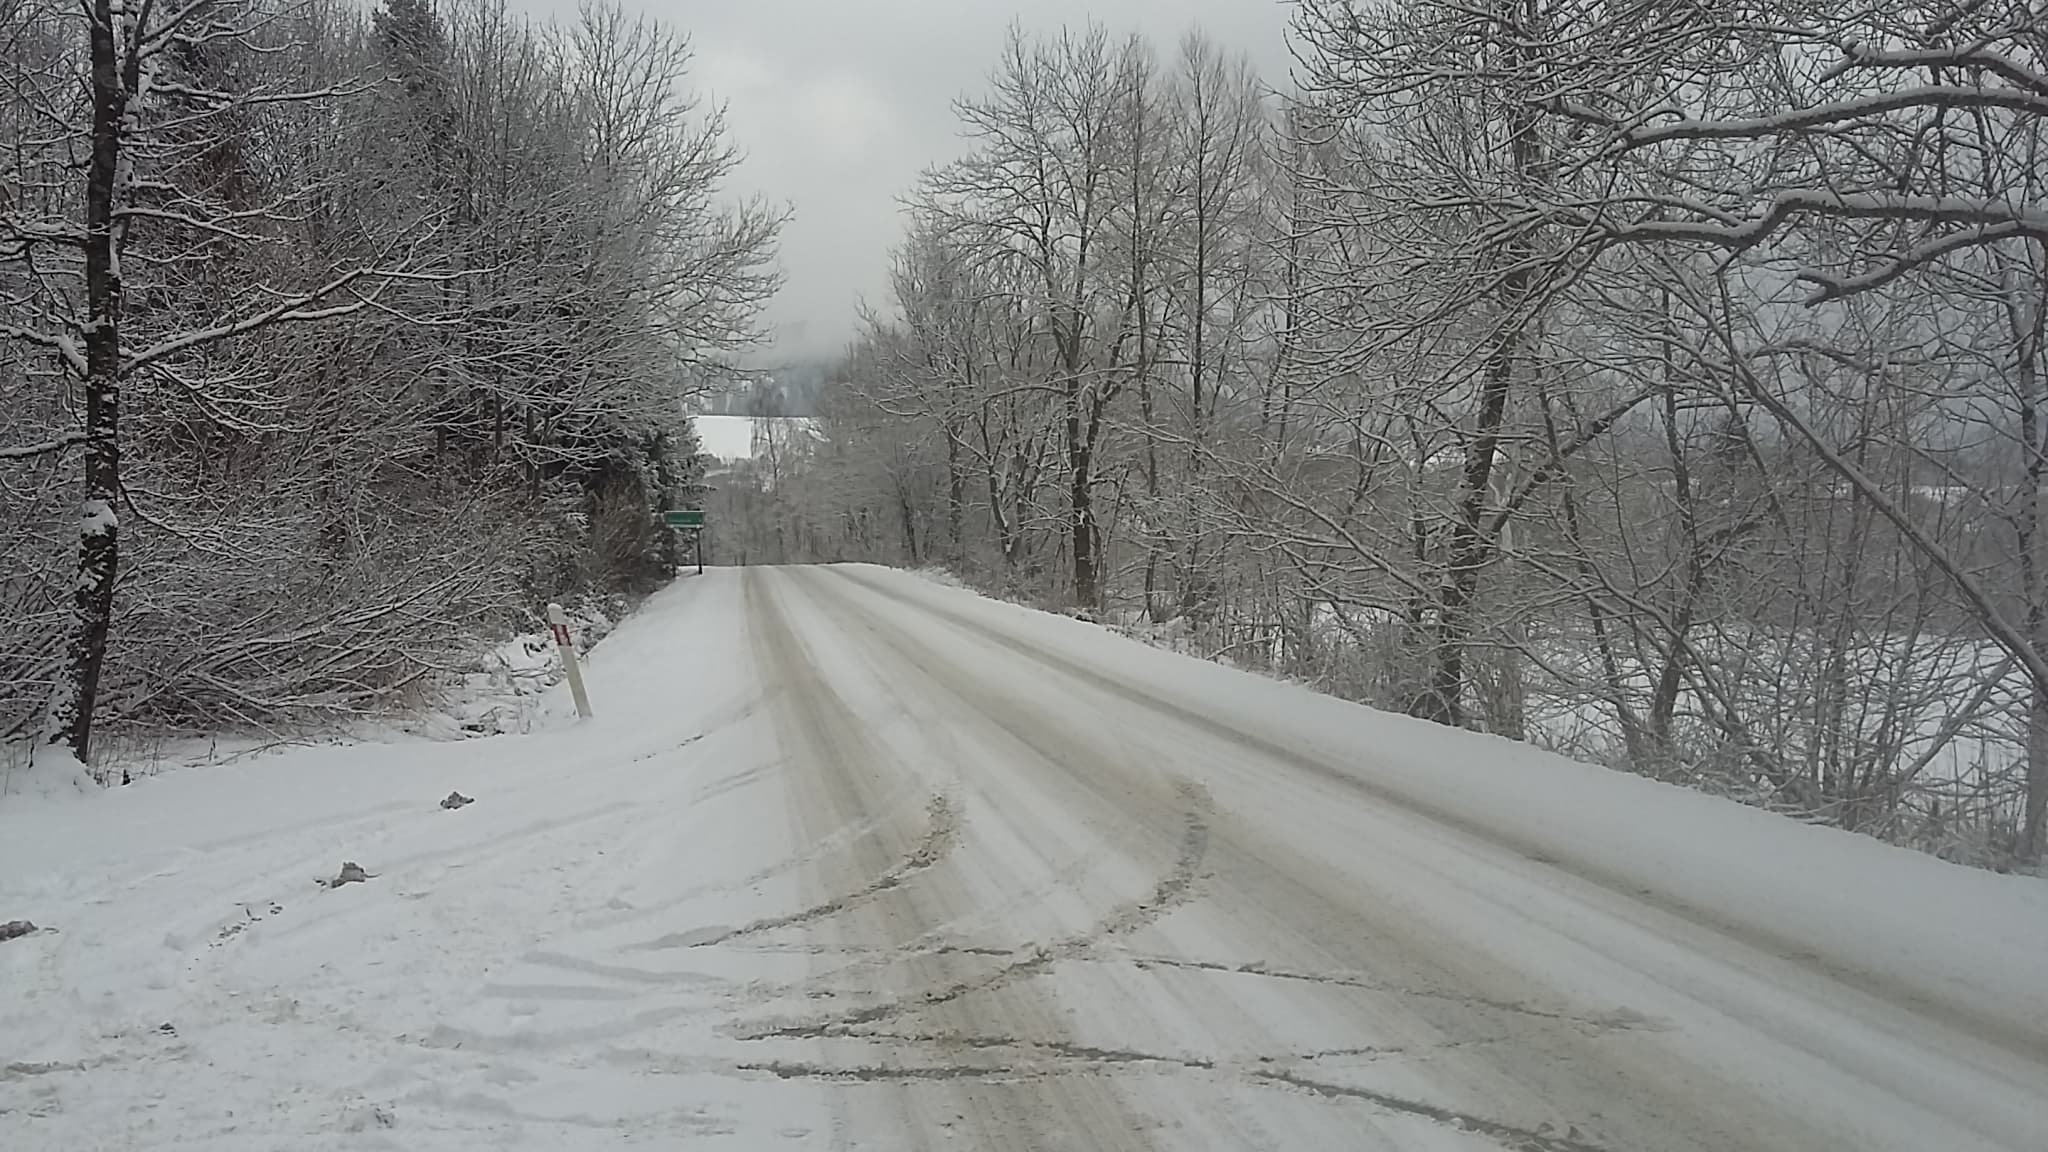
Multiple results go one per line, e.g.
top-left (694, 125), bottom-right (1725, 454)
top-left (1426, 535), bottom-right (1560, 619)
top-left (536, 0), bottom-right (1298, 363)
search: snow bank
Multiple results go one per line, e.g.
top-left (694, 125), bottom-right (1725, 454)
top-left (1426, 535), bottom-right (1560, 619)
top-left (909, 565), bottom-right (968, 590)
top-left (0, 746), bottom-right (97, 804)
top-left (0, 596), bottom-right (632, 804)
top-left (0, 576), bottom-right (770, 1147)
top-left (413, 596), bottom-right (625, 739)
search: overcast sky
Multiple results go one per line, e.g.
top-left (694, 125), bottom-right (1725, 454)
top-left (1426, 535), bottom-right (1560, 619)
top-left (535, 0), bottom-right (1299, 364)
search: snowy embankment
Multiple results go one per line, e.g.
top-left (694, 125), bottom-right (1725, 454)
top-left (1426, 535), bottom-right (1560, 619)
top-left (2, 565), bottom-right (2043, 1149)
top-left (417, 595), bottom-right (627, 739)
top-left (0, 596), bottom-right (625, 801)
top-left (1, 578), bottom-right (789, 1146)
top-left (1087, 585), bottom-right (2030, 861)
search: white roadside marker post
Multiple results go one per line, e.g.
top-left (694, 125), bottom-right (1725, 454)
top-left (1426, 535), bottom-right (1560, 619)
top-left (546, 602), bottom-right (594, 720)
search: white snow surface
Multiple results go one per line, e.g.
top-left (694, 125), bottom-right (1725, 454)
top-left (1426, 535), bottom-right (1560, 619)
top-left (3, 565), bottom-right (2044, 1151)
top-left (411, 598), bottom-right (624, 740)
top-left (78, 499), bottom-right (116, 538)
top-left (693, 414), bottom-right (817, 462)
top-left (693, 413), bottom-right (758, 460)
top-left (0, 749), bottom-right (97, 803)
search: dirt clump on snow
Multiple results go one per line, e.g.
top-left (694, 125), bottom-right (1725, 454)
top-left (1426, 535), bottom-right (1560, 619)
top-left (320, 861), bottom-right (371, 888)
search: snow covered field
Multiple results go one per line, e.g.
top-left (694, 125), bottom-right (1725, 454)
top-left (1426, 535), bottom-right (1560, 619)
top-left (4, 565), bottom-right (2045, 1150)
top-left (693, 414), bottom-right (760, 461)
top-left (694, 415), bottom-right (816, 463)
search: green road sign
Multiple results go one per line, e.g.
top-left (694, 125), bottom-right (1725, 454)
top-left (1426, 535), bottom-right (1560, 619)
top-left (663, 509), bottom-right (706, 529)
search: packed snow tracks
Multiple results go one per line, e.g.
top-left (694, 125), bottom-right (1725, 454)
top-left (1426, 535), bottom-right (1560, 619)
top-left (424, 567), bottom-right (2042, 1151)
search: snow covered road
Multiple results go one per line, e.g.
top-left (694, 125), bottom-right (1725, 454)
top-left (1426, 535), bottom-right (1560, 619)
top-left (5, 564), bottom-right (2047, 1150)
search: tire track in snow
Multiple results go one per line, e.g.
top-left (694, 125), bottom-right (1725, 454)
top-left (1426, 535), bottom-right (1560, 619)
top-left (828, 566), bottom-right (2048, 1075)
top-left (735, 1029), bottom-right (1618, 1152)
top-left (564, 788), bottom-right (916, 936)
top-left (417, 1003), bottom-right (713, 1053)
top-left (749, 567), bottom-right (1180, 1149)
top-left (794, 567), bottom-right (1701, 1148)
top-left (425, 575), bottom-right (950, 1066)
top-left (621, 692), bottom-right (763, 765)
top-left (638, 792), bottom-right (959, 951)
top-left (517, 950), bottom-right (740, 989)
top-left (1243, 1065), bottom-right (1614, 1152)
top-left (758, 568), bottom-right (1716, 1149)
top-left (740, 779), bottom-right (1210, 1038)
top-left (1119, 951), bottom-right (1664, 1033)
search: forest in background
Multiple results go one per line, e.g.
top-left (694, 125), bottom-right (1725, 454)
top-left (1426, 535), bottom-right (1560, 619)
top-left (716, 1), bottom-right (2048, 870)
top-left (1, 0), bottom-right (779, 763)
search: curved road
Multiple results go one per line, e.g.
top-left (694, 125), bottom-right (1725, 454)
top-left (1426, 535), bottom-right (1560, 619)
top-left (707, 565), bottom-right (2045, 1151)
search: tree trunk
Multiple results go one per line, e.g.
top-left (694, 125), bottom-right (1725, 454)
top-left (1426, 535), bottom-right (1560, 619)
top-left (1183, 127), bottom-right (1209, 624)
top-left (1070, 423), bottom-right (1098, 608)
top-left (2024, 690), bottom-right (2048, 865)
top-left (1139, 371), bottom-right (1165, 621)
top-left (1647, 346), bottom-right (1704, 759)
top-left (1415, 566), bottom-right (1473, 726)
top-left (1412, 9), bottom-right (1540, 729)
top-left (945, 422), bottom-right (963, 557)
top-left (1063, 320), bottom-right (1102, 606)
top-left (899, 488), bottom-right (920, 566)
top-left (943, 351), bottom-right (966, 557)
top-left (48, 0), bottom-right (127, 763)
top-left (1414, 334), bottom-right (1518, 727)
top-left (986, 465), bottom-right (1016, 569)
top-left (2013, 275), bottom-right (2046, 865)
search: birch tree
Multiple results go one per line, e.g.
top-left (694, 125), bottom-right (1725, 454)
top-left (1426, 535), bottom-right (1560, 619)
top-left (0, 0), bottom-right (427, 760)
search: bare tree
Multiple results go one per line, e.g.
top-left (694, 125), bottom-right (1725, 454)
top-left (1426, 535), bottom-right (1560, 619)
top-left (2, 0), bottom-right (778, 765)
top-left (778, 4), bottom-right (2048, 870)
